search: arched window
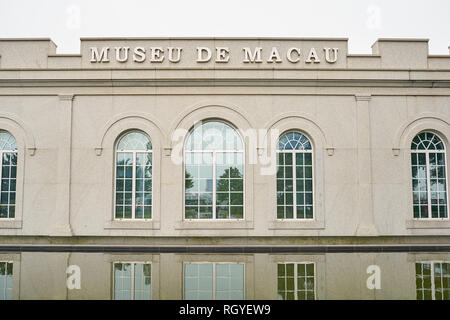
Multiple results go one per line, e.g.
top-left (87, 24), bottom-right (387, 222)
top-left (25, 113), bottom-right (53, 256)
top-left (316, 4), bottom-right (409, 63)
top-left (411, 132), bottom-right (448, 219)
top-left (184, 121), bottom-right (244, 219)
top-left (277, 132), bottom-right (313, 219)
top-left (115, 131), bottom-right (152, 219)
top-left (0, 131), bottom-right (17, 219)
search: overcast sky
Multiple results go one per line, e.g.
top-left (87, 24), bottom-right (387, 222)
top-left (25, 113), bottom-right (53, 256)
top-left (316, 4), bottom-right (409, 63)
top-left (0, 0), bottom-right (449, 54)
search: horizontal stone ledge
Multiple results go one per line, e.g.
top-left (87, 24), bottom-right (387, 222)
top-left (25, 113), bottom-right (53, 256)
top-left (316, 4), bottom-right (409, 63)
top-left (0, 244), bottom-right (450, 253)
top-left (0, 79), bottom-right (449, 88)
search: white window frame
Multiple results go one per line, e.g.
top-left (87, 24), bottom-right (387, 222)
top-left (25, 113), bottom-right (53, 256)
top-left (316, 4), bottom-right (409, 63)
top-left (112, 261), bottom-right (152, 300)
top-left (411, 133), bottom-right (449, 220)
top-left (415, 260), bottom-right (450, 300)
top-left (0, 148), bottom-right (17, 220)
top-left (114, 134), bottom-right (153, 221)
top-left (276, 132), bottom-right (314, 220)
top-left (183, 262), bottom-right (246, 300)
top-left (277, 262), bottom-right (316, 300)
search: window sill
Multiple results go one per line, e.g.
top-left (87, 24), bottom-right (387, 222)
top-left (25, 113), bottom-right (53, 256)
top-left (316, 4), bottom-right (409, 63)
top-left (175, 220), bottom-right (254, 230)
top-left (0, 219), bottom-right (22, 229)
top-left (104, 220), bottom-right (160, 230)
top-left (268, 220), bottom-right (325, 230)
top-left (406, 219), bottom-right (450, 229)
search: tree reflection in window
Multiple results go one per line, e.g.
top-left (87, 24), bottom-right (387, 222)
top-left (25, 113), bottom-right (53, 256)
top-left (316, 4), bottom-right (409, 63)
top-left (411, 132), bottom-right (448, 219)
top-left (184, 121), bottom-right (244, 219)
top-left (115, 131), bottom-right (152, 219)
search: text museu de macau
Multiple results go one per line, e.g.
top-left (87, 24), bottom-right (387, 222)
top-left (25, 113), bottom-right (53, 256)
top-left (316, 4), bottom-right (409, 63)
top-left (89, 46), bottom-right (340, 65)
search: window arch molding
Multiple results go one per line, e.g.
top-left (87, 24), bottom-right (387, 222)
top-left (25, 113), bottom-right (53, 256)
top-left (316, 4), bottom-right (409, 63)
top-left (169, 102), bottom-right (254, 150)
top-left (171, 103), bottom-right (255, 230)
top-left (395, 115), bottom-right (450, 229)
top-left (97, 114), bottom-right (163, 231)
top-left (393, 114), bottom-right (450, 155)
top-left (0, 114), bottom-right (35, 229)
top-left (262, 114), bottom-right (329, 231)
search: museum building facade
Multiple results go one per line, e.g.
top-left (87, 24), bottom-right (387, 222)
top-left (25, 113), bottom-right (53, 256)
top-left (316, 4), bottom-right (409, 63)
top-left (0, 37), bottom-right (449, 246)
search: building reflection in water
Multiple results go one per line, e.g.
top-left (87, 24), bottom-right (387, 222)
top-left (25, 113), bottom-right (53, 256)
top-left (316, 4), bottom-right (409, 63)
top-left (113, 262), bottom-right (151, 300)
top-left (415, 261), bottom-right (450, 300)
top-left (0, 261), bottom-right (13, 300)
top-left (184, 263), bottom-right (244, 300)
top-left (0, 252), bottom-right (449, 300)
top-left (277, 262), bottom-right (315, 300)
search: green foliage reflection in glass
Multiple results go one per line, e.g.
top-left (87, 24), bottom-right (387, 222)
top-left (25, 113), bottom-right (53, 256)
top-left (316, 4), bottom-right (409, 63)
top-left (415, 262), bottom-right (450, 300)
top-left (185, 121), bottom-right (244, 219)
top-left (411, 132), bottom-right (447, 219)
top-left (115, 131), bottom-right (152, 219)
top-left (277, 262), bottom-right (315, 300)
top-left (0, 131), bottom-right (17, 219)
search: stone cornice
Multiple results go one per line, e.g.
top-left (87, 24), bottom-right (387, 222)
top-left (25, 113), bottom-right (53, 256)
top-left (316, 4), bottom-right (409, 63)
top-left (0, 78), bottom-right (449, 88)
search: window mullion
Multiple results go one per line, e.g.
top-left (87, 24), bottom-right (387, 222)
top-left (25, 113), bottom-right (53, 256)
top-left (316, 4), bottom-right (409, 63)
top-left (293, 152), bottom-right (297, 219)
top-left (294, 263), bottom-right (298, 300)
top-left (0, 151), bottom-right (3, 218)
top-left (426, 152), bottom-right (432, 218)
top-left (431, 262), bottom-right (436, 300)
top-left (131, 263), bottom-right (135, 300)
top-left (213, 151), bottom-right (216, 219)
top-left (132, 152), bottom-right (136, 219)
top-left (212, 263), bottom-right (216, 300)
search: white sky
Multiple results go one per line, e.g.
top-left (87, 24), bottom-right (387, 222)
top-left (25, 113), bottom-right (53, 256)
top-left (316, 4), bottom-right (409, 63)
top-left (0, 0), bottom-right (449, 54)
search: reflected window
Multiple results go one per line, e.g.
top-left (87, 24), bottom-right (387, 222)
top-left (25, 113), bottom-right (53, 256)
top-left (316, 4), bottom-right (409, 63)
top-left (277, 262), bottom-right (315, 300)
top-left (184, 263), bottom-right (244, 300)
top-left (416, 262), bottom-right (450, 300)
top-left (0, 261), bottom-right (13, 300)
top-left (113, 262), bottom-right (151, 300)
top-left (115, 131), bottom-right (152, 219)
top-left (277, 132), bottom-right (313, 219)
top-left (184, 121), bottom-right (244, 219)
top-left (411, 132), bottom-right (448, 219)
top-left (0, 132), bottom-right (17, 219)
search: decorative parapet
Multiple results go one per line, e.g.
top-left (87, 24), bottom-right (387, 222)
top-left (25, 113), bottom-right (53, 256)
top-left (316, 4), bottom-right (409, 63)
top-left (0, 37), bottom-right (449, 70)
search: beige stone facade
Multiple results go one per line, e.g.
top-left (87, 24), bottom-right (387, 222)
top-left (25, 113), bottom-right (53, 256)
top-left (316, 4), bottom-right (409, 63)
top-left (0, 37), bottom-right (450, 245)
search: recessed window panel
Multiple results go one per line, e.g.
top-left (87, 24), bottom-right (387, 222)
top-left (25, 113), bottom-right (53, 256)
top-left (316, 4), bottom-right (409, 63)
top-left (411, 132), bottom-right (448, 219)
top-left (184, 121), bottom-right (244, 219)
top-left (276, 132), bottom-right (313, 220)
top-left (0, 132), bottom-right (17, 219)
top-left (115, 132), bottom-right (152, 220)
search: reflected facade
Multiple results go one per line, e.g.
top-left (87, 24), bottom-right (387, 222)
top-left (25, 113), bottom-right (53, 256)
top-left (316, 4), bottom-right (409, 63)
top-left (0, 261), bottom-right (12, 300)
top-left (113, 262), bottom-right (151, 300)
top-left (277, 262), bottom-right (315, 300)
top-left (1, 251), bottom-right (450, 300)
top-left (415, 262), bottom-right (450, 300)
top-left (184, 263), bottom-right (244, 300)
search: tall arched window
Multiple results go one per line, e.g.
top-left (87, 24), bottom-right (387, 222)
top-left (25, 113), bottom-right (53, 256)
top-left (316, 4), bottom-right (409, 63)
top-left (277, 132), bottom-right (313, 219)
top-left (115, 131), bottom-right (152, 220)
top-left (411, 132), bottom-right (448, 219)
top-left (184, 121), bottom-right (244, 219)
top-left (0, 131), bottom-right (17, 219)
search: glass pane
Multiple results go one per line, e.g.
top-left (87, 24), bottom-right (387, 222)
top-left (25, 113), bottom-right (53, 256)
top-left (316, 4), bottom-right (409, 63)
top-left (185, 121), bottom-right (243, 151)
top-left (117, 132), bottom-right (151, 150)
top-left (277, 132), bottom-right (312, 151)
top-left (0, 132), bottom-right (17, 151)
